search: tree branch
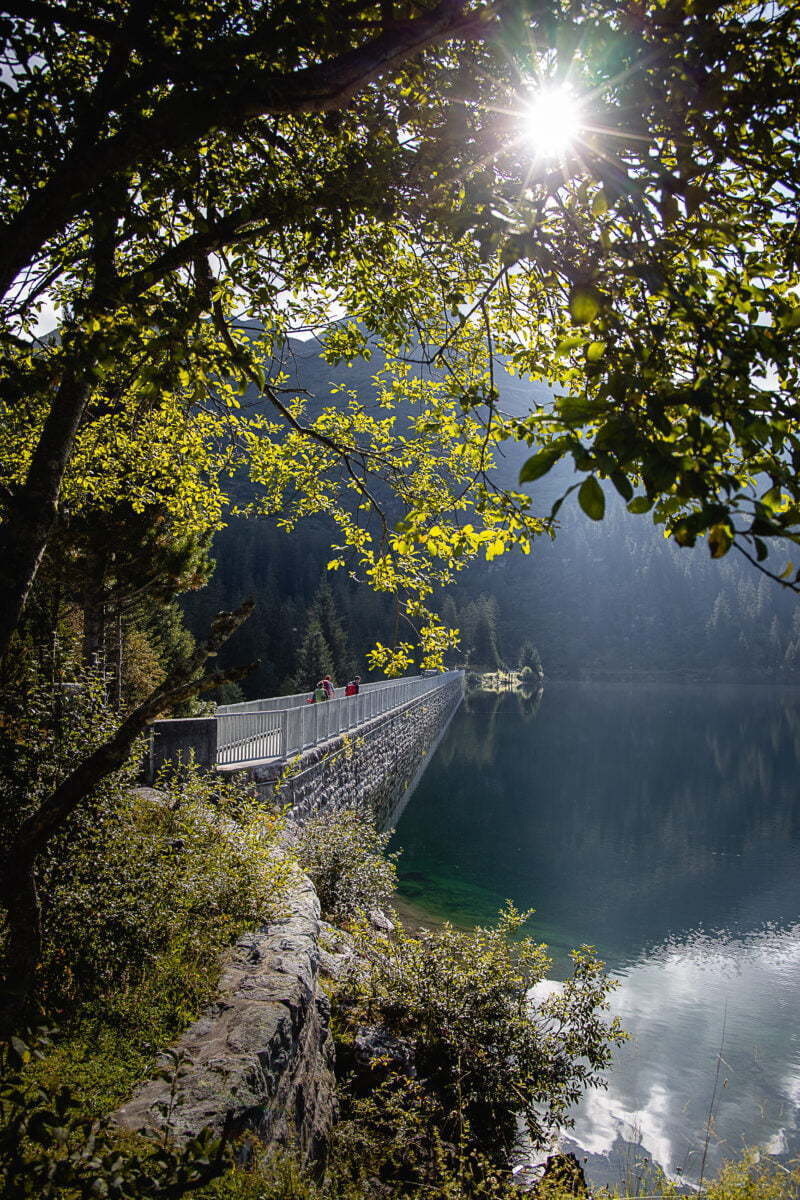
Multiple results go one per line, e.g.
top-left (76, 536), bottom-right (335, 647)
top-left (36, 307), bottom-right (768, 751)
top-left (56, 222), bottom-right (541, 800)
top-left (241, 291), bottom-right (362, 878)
top-left (0, 1), bottom-right (491, 297)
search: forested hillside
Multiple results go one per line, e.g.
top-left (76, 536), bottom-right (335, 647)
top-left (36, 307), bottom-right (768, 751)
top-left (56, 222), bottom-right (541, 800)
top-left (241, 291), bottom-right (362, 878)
top-left (184, 338), bottom-right (800, 694)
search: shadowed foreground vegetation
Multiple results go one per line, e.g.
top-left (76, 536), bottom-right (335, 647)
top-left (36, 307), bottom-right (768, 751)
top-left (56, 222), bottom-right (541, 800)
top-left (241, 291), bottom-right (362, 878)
top-left (3, 797), bottom-right (796, 1200)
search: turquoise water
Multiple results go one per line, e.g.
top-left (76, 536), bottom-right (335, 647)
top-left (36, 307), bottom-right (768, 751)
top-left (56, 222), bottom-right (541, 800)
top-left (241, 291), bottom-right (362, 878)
top-left (389, 682), bottom-right (800, 1183)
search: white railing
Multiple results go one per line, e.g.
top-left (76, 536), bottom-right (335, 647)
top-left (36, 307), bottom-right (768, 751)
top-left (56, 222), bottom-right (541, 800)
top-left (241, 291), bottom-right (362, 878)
top-left (216, 677), bottom-right (390, 716)
top-left (215, 671), bottom-right (463, 767)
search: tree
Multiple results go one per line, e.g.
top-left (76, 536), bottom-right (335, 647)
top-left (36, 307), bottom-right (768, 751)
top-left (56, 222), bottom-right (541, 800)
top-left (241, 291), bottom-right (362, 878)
top-left (517, 638), bottom-right (544, 681)
top-left (2, 0), bottom-right (800, 1019)
top-left (292, 615), bottom-right (334, 692)
top-left (3, 0), bottom-right (800, 663)
top-left (469, 595), bottom-right (502, 670)
top-left (45, 501), bottom-right (211, 695)
top-left (308, 580), bottom-right (357, 683)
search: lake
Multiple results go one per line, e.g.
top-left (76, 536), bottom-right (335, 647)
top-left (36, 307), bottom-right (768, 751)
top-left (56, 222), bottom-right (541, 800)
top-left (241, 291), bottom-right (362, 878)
top-left (389, 681), bottom-right (800, 1187)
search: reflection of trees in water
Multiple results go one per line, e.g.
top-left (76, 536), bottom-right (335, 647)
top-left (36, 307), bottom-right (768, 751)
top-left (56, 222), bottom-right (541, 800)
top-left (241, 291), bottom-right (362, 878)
top-left (444, 688), bottom-right (544, 767)
top-left (524, 688), bottom-right (800, 889)
top-left (397, 684), bottom-right (800, 964)
top-left (442, 685), bottom-right (800, 875)
top-left (517, 685), bottom-right (544, 720)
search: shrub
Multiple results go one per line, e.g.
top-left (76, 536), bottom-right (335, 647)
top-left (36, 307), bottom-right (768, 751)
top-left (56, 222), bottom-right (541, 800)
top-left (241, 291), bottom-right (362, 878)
top-left (336, 905), bottom-right (625, 1169)
top-left (36, 759), bottom-right (289, 1017)
top-left (0, 1033), bottom-right (232, 1199)
top-left (290, 808), bottom-right (398, 924)
top-left (702, 1157), bottom-right (800, 1200)
top-left (328, 1074), bottom-right (526, 1200)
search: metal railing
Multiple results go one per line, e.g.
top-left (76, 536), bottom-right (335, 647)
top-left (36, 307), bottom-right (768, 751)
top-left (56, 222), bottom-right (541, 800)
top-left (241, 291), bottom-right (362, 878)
top-left (216, 677), bottom-right (391, 716)
top-left (215, 670), bottom-right (463, 767)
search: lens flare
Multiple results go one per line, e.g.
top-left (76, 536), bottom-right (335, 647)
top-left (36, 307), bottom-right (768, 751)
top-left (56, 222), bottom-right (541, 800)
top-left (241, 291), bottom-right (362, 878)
top-left (523, 85), bottom-right (583, 157)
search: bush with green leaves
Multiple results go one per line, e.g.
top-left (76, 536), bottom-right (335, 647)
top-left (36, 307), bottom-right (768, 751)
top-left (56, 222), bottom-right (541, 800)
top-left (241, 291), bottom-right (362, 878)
top-left (290, 807), bottom-right (398, 925)
top-left (37, 757), bottom-right (289, 1016)
top-left (327, 1074), bottom-right (527, 1200)
top-left (0, 1033), bottom-right (232, 1200)
top-left (336, 905), bottom-right (625, 1169)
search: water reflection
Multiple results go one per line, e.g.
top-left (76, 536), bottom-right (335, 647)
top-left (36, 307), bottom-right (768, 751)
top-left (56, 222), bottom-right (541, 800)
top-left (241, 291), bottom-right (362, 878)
top-left (391, 682), bottom-right (800, 1184)
top-left (573, 924), bottom-right (800, 1183)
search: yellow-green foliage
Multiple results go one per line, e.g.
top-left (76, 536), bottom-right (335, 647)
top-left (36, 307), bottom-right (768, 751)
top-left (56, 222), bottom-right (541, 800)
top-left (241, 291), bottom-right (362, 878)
top-left (291, 807), bottom-right (398, 925)
top-left (700, 1157), bottom-right (800, 1200)
top-left (28, 761), bottom-right (289, 1114)
top-left (41, 760), bottom-right (288, 1010)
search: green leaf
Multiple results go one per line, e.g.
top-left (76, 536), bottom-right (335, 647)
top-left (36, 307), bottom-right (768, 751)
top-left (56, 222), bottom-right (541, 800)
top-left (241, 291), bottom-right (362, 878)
top-left (569, 285), bottom-right (602, 326)
top-left (708, 523), bottom-right (733, 558)
top-left (627, 496), bottom-right (652, 514)
top-left (586, 341), bottom-right (606, 362)
top-left (673, 522), bottom-right (696, 547)
top-left (555, 334), bottom-right (585, 357)
top-left (557, 395), bottom-right (593, 423)
top-left (591, 189), bottom-right (608, 217)
top-left (610, 471), bottom-right (633, 501)
top-left (518, 446), bottom-right (561, 484)
top-left (578, 475), bottom-right (605, 521)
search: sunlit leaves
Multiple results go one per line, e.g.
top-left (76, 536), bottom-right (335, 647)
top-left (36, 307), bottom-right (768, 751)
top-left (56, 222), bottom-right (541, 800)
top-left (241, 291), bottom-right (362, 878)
top-left (568, 285), bottom-right (602, 326)
top-left (708, 523), bottom-right (733, 559)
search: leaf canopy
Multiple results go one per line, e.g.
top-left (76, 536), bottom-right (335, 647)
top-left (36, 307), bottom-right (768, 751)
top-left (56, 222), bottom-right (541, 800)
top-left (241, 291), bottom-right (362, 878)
top-left (1, 0), bottom-right (799, 665)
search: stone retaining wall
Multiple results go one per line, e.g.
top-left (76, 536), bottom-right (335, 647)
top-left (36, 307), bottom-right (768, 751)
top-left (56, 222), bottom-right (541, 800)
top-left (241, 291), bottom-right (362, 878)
top-left (244, 673), bottom-right (464, 828)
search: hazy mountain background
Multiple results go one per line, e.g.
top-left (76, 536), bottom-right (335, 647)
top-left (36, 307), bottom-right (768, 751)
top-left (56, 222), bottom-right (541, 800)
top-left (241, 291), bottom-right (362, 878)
top-left (182, 335), bottom-right (800, 696)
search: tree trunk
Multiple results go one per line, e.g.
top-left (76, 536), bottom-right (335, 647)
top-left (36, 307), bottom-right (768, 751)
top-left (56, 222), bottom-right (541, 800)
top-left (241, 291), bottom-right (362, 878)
top-left (0, 368), bottom-right (91, 661)
top-left (111, 610), bottom-right (123, 709)
top-left (0, 858), bottom-right (42, 1034)
top-left (82, 598), bottom-right (107, 670)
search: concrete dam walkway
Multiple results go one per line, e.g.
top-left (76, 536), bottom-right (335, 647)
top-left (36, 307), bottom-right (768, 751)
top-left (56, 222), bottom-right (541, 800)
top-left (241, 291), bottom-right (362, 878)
top-left (149, 670), bottom-right (465, 826)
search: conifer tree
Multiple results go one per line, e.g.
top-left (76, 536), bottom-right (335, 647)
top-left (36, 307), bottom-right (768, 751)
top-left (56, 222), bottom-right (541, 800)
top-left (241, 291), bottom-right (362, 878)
top-left (309, 580), bottom-right (357, 683)
top-left (470, 597), bottom-right (502, 671)
top-left (292, 616), bottom-right (334, 692)
top-left (518, 639), bottom-right (544, 681)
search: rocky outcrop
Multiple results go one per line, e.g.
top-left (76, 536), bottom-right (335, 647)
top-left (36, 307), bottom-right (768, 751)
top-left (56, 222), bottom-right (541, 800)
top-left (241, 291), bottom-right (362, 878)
top-left (115, 874), bottom-right (336, 1166)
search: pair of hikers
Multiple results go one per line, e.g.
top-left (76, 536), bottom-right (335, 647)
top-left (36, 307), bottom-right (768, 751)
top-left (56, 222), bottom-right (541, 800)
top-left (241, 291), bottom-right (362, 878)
top-left (306, 674), bottom-right (361, 703)
top-left (307, 675), bottom-right (335, 703)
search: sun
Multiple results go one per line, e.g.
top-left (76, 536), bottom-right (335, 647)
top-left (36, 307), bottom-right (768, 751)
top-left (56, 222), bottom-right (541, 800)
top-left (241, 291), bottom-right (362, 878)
top-left (523, 84), bottom-right (583, 157)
